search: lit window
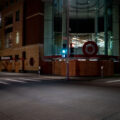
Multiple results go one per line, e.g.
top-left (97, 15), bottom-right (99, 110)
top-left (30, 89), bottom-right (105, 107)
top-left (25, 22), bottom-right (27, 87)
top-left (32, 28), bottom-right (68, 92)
top-left (5, 33), bottom-right (12, 48)
top-left (16, 32), bottom-right (19, 44)
top-left (5, 27), bottom-right (13, 48)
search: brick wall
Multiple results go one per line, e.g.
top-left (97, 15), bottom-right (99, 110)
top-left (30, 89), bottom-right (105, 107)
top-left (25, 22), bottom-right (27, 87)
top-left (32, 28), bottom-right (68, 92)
top-left (0, 44), bottom-right (43, 72)
top-left (1, 0), bottom-right (24, 49)
top-left (0, 0), bottom-right (44, 73)
top-left (24, 0), bottom-right (44, 45)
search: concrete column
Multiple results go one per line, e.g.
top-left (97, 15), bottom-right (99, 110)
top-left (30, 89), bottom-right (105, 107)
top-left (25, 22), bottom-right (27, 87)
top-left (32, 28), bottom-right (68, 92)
top-left (112, 3), bottom-right (119, 56)
top-left (44, 2), bottom-right (54, 56)
top-left (95, 0), bottom-right (99, 43)
top-left (62, 0), bottom-right (67, 46)
top-left (104, 0), bottom-right (108, 55)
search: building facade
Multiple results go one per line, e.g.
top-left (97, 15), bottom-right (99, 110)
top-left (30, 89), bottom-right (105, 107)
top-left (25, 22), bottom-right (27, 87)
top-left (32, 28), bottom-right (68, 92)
top-left (44, 0), bottom-right (120, 58)
top-left (43, 0), bottom-right (120, 76)
top-left (0, 0), bottom-right (120, 76)
top-left (0, 0), bottom-right (44, 72)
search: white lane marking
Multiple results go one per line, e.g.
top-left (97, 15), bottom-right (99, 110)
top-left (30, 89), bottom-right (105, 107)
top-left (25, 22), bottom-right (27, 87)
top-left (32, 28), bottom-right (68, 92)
top-left (0, 81), bottom-right (9, 85)
top-left (0, 77), bottom-right (39, 83)
top-left (18, 78), bottom-right (39, 81)
top-left (4, 78), bottom-right (26, 83)
top-left (33, 77), bottom-right (65, 80)
top-left (106, 80), bottom-right (120, 83)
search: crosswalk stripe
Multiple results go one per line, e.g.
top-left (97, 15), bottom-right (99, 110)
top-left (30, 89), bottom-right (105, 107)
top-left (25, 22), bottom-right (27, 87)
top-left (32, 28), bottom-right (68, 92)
top-left (0, 81), bottom-right (9, 85)
top-left (3, 78), bottom-right (26, 83)
top-left (0, 76), bottom-right (62, 85)
top-left (0, 78), bottom-right (40, 84)
top-left (106, 80), bottom-right (120, 83)
top-left (18, 78), bottom-right (39, 81)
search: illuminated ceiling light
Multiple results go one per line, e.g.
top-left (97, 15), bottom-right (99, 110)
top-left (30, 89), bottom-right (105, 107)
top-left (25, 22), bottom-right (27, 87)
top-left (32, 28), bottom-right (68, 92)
top-left (110, 36), bottom-right (113, 39)
top-left (72, 36), bottom-right (77, 40)
top-left (88, 1), bottom-right (90, 4)
top-left (98, 39), bottom-right (104, 42)
top-left (94, 8), bottom-right (97, 10)
top-left (72, 38), bottom-right (76, 40)
top-left (82, 40), bottom-right (87, 42)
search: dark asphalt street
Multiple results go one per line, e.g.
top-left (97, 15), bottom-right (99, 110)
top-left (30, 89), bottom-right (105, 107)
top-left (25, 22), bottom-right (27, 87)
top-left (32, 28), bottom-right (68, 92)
top-left (0, 72), bottom-right (120, 120)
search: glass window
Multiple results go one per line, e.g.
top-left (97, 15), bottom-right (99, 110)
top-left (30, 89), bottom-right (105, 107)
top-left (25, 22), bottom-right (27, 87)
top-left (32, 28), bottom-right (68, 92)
top-left (5, 14), bottom-right (13, 26)
top-left (15, 55), bottom-right (19, 61)
top-left (44, 0), bottom-right (117, 57)
top-left (5, 33), bottom-right (12, 48)
top-left (5, 1), bottom-right (8, 8)
top-left (5, 27), bottom-right (13, 48)
top-left (0, 14), bottom-right (2, 28)
top-left (16, 10), bottom-right (20, 21)
top-left (10, 0), bottom-right (14, 4)
top-left (16, 32), bottom-right (19, 44)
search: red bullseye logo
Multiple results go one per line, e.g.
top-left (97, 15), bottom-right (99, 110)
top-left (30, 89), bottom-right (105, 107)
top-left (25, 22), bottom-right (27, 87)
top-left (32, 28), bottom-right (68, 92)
top-left (83, 41), bottom-right (98, 56)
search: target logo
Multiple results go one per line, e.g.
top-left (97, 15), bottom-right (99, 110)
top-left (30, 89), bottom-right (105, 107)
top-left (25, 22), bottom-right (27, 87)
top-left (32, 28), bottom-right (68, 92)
top-left (83, 41), bottom-right (98, 56)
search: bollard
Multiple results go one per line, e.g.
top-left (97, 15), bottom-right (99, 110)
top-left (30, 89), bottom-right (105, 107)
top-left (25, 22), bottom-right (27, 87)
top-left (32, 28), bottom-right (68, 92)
top-left (38, 66), bottom-right (41, 75)
top-left (101, 66), bottom-right (104, 78)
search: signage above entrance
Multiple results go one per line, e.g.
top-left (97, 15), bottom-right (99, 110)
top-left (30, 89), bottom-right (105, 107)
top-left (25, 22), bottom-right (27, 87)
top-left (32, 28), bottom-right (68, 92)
top-left (82, 41), bottom-right (98, 56)
top-left (0, 56), bottom-right (12, 61)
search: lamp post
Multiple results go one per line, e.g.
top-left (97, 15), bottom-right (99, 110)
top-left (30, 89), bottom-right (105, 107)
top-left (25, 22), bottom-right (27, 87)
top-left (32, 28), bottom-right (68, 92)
top-left (62, 0), bottom-right (70, 80)
top-left (66, 0), bottom-right (70, 80)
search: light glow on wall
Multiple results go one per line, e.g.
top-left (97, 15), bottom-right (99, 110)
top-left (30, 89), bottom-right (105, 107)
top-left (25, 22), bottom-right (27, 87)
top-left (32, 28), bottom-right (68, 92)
top-left (16, 32), bottom-right (19, 44)
top-left (0, 14), bottom-right (2, 27)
